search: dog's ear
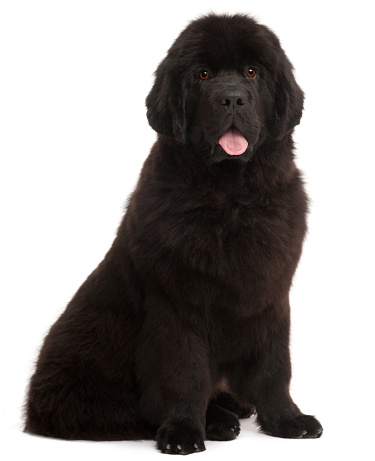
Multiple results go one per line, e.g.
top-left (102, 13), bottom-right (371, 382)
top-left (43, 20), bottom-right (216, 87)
top-left (146, 56), bottom-right (186, 144)
top-left (272, 54), bottom-right (304, 140)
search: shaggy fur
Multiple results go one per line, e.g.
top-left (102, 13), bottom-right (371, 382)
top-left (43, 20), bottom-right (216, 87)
top-left (25, 13), bottom-right (322, 454)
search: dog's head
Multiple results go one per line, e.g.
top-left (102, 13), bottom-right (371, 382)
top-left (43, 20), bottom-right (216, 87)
top-left (146, 14), bottom-right (304, 164)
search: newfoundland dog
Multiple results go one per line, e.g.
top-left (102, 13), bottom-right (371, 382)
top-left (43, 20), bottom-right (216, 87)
top-left (25, 13), bottom-right (323, 454)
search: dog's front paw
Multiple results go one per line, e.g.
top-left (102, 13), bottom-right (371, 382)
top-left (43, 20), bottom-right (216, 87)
top-left (156, 423), bottom-right (206, 455)
top-left (259, 414), bottom-right (323, 439)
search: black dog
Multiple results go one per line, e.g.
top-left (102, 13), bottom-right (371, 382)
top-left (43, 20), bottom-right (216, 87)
top-left (25, 13), bottom-right (323, 454)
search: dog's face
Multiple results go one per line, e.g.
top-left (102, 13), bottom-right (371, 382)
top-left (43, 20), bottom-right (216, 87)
top-left (146, 14), bottom-right (304, 164)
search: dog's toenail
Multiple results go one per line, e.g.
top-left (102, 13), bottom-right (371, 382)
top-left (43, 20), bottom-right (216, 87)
top-left (166, 444), bottom-right (171, 450)
top-left (177, 444), bottom-right (182, 450)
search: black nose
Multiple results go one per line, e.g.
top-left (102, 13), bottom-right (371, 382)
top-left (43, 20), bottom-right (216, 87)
top-left (218, 91), bottom-right (248, 110)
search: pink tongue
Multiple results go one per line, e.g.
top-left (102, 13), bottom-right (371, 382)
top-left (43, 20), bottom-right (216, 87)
top-left (218, 127), bottom-right (248, 156)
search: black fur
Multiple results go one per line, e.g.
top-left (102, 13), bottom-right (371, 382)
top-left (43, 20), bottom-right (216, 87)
top-left (25, 13), bottom-right (322, 454)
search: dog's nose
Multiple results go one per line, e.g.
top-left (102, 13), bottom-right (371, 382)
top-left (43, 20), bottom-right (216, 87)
top-left (218, 91), bottom-right (248, 110)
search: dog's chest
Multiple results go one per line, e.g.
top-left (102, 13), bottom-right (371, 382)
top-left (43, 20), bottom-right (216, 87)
top-left (158, 196), bottom-right (295, 317)
top-left (132, 174), bottom-right (304, 309)
top-left (184, 196), bottom-right (293, 271)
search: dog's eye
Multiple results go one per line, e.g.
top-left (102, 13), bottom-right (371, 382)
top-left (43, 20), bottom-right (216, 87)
top-left (199, 71), bottom-right (209, 81)
top-left (246, 68), bottom-right (257, 78)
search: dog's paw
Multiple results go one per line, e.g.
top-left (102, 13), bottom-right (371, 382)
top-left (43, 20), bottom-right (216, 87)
top-left (260, 414), bottom-right (323, 439)
top-left (238, 405), bottom-right (256, 419)
top-left (205, 406), bottom-right (240, 441)
top-left (206, 419), bottom-right (240, 441)
top-left (156, 423), bottom-right (206, 455)
top-left (210, 392), bottom-right (255, 419)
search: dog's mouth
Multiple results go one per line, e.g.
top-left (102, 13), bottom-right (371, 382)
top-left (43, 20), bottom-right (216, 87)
top-left (218, 126), bottom-right (248, 156)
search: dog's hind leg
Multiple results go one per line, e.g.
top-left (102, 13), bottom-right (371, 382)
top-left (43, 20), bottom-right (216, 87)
top-left (24, 371), bottom-right (154, 441)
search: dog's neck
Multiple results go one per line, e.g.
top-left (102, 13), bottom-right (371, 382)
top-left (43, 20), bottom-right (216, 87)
top-left (153, 134), bottom-right (297, 196)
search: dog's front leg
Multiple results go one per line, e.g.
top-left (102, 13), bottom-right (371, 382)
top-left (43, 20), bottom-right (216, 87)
top-left (228, 308), bottom-right (323, 439)
top-left (136, 291), bottom-right (210, 454)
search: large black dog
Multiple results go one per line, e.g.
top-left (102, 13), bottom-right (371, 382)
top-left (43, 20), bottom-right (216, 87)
top-left (25, 13), bottom-right (322, 454)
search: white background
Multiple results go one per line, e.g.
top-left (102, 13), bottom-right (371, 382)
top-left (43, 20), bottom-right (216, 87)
top-left (1, 0), bottom-right (374, 459)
